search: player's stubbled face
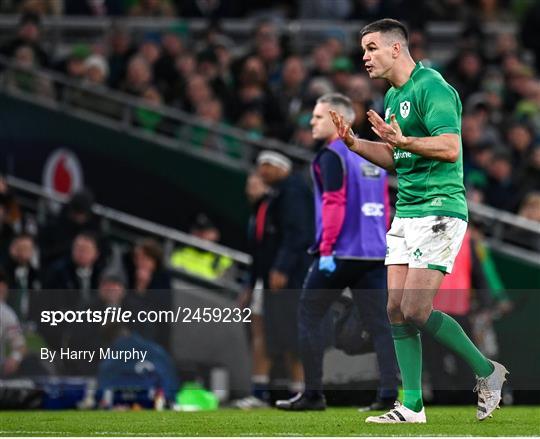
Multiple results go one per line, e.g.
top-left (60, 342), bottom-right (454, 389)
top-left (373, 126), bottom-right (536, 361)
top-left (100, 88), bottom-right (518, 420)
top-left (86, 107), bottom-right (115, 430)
top-left (361, 32), bottom-right (393, 79)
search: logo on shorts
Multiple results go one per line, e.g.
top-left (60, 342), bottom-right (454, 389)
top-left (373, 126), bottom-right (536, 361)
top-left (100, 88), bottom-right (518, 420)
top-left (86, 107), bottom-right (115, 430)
top-left (430, 197), bottom-right (444, 207)
top-left (400, 101), bottom-right (410, 118)
top-left (413, 248), bottom-right (423, 261)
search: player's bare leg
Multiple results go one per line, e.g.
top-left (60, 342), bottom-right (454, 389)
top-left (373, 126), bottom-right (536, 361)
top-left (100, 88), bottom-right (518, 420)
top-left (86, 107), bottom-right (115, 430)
top-left (367, 265), bottom-right (428, 423)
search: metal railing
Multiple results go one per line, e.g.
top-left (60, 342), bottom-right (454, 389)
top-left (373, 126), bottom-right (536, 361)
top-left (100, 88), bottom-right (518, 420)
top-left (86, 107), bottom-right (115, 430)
top-left (0, 55), bottom-right (312, 168)
top-left (6, 175), bottom-right (252, 294)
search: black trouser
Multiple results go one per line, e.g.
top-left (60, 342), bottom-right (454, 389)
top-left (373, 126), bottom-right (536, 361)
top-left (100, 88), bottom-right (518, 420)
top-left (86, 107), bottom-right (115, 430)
top-left (299, 258), bottom-right (399, 399)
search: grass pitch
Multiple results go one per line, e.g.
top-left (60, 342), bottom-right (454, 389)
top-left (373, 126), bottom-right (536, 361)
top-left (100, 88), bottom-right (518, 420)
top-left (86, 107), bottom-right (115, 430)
top-left (0, 406), bottom-right (539, 436)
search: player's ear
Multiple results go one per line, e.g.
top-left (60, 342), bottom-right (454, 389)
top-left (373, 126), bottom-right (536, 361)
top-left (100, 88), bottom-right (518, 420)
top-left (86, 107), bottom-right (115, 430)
top-left (392, 42), bottom-right (400, 58)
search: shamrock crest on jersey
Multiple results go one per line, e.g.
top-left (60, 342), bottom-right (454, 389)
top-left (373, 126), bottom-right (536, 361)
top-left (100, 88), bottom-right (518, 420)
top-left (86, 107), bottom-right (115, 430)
top-left (400, 101), bottom-right (410, 118)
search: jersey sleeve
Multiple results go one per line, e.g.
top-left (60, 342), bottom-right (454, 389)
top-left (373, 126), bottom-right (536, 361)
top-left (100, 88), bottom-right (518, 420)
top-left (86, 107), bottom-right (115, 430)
top-left (418, 75), bottom-right (462, 137)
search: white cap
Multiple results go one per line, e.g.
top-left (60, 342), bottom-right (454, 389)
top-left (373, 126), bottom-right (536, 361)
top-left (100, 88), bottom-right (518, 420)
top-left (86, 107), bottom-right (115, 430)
top-left (256, 150), bottom-right (292, 172)
top-left (84, 54), bottom-right (109, 77)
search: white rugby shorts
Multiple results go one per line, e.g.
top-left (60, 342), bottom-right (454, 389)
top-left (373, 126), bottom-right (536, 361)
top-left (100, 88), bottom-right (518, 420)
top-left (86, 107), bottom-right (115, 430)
top-left (384, 215), bottom-right (467, 274)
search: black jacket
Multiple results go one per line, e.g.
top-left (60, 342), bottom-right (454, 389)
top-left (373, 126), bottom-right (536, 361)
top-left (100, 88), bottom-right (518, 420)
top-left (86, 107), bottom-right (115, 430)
top-left (249, 173), bottom-right (314, 289)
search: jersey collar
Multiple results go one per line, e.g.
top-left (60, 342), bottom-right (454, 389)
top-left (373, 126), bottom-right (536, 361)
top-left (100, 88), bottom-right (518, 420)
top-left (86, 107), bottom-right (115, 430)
top-left (394, 61), bottom-right (424, 90)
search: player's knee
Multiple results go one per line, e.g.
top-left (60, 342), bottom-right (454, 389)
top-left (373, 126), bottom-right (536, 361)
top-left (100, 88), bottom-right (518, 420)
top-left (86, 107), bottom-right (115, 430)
top-left (402, 305), bottom-right (430, 327)
top-left (386, 302), bottom-right (403, 323)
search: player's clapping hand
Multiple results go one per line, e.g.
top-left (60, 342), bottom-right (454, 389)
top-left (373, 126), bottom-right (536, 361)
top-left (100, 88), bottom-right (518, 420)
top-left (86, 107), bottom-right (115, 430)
top-left (367, 110), bottom-right (407, 148)
top-left (329, 110), bottom-right (356, 150)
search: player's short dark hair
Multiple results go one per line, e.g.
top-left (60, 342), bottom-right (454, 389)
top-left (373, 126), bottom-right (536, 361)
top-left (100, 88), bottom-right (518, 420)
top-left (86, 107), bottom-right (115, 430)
top-left (360, 18), bottom-right (409, 44)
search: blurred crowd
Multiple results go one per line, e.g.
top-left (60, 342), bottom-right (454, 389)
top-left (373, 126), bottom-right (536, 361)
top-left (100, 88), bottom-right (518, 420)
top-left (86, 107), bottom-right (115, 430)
top-left (1, 1), bottom-right (540, 218)
top-left (0, 168), bottom-right (239, 380)
top-left (0, 176), bottom-right (178, 377)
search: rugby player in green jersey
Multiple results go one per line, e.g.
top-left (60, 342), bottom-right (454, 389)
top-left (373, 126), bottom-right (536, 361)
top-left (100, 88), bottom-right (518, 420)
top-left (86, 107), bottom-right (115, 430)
top-left (330, 18), bottom-right (508, 424)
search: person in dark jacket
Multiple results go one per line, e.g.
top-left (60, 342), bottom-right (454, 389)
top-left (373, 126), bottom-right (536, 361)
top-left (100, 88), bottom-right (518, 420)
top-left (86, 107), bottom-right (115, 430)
top-left (4, 233), bottom-right (41, 323)
top-left (39, 189), bottom-right (106, 266)
top-left (252, 150), bottom-right (314, 397)
top-left (43, 231), bottom-right (104, 308)
top-left (124, 238), bottom-right (171, 349)
top-left (38, 231), bottom-right (104, 355)
top-left (0, 13), bottom-right (49, 67)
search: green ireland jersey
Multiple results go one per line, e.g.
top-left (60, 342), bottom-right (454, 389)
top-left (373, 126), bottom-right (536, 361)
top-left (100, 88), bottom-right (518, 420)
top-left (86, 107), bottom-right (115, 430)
top-left (384, 62), bottom-right (468, 221)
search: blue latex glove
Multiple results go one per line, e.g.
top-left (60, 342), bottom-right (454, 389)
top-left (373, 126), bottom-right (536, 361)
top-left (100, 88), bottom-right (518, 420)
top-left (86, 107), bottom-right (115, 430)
top-left (319, 255), bottom-right (336, 276)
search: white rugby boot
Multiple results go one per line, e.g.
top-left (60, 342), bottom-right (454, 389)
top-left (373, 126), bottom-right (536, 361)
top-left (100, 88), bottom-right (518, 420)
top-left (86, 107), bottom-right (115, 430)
top-left (475, 360), bottom-right (509, 421)
top-left (365, 401), bottom-right (426, 424)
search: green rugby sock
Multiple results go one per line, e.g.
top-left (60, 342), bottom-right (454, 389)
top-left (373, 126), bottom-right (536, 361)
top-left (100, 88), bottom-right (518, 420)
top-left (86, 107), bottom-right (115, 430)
top-left (423, 310), bottom-right (494, 378)
top-left (391, 323), bottom-right (423, 412)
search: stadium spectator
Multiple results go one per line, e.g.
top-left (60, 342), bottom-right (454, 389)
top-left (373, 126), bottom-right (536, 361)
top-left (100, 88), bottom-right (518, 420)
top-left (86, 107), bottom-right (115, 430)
top-left (446, 50), bottom-right (485, 103)
top-left (66, 269), bottom-right (140, 374)
top-left (518, 192), bottom-right (540, 223)
top-left (43, 231), bottom-right (104, 308)
top-left (4, 233), bottom-right (41, 323)
top-left (330, 57), bottom-right (354, 94)
top-left (54, 43), bottom-right (92, 82)
top-left (505, 122), bottom-right (535, 169)
top-left (0, 269), bottom-right (27, 378)
top-left (170, 213), bottom-right (233, 281)
top-left (107, 24), bottom-right (137, 89)
top-left (154, 30), bottom-right (184, 89)
top-left (67, 54), bottom-right (123, 120)
top-left (125, 238), bottom-right (171, 348)
top-left (180, 98), bottom-right (242, 158)
top-left (506, 192), bottom-right (540, 251)
top-left (275, 55), bottom-right (309, 137)
top-left (0, 193), bottom-right (15, 262)
top-left (84, 54), bottom-right (109, 85)
top-left (161, 51), bottom-right (196, 105)
top-left (0, 12), bottom-right (49, 67)
top-left (309, 45), bottom-right (334, 79)
top-left (137, 33), bottom-right (162, 69)
top-left (133, 85), bottom-right (175, 135)
top-left (120, 56), bottom-right (154, 97)
top-left (237, 107), bottom-right (266, 140)
top-left (4, 45), bottom-right (54, 98)
top-left (232, 56), bottom-right (283, 138)
top-left (484, 151), bottom-right (517, 211)
top-left (199, 47), bottom-right (233, 107)
top-left (182, 73), bottom-right (213, 113)
top-left (39, 189), bottom-right (104, 265)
